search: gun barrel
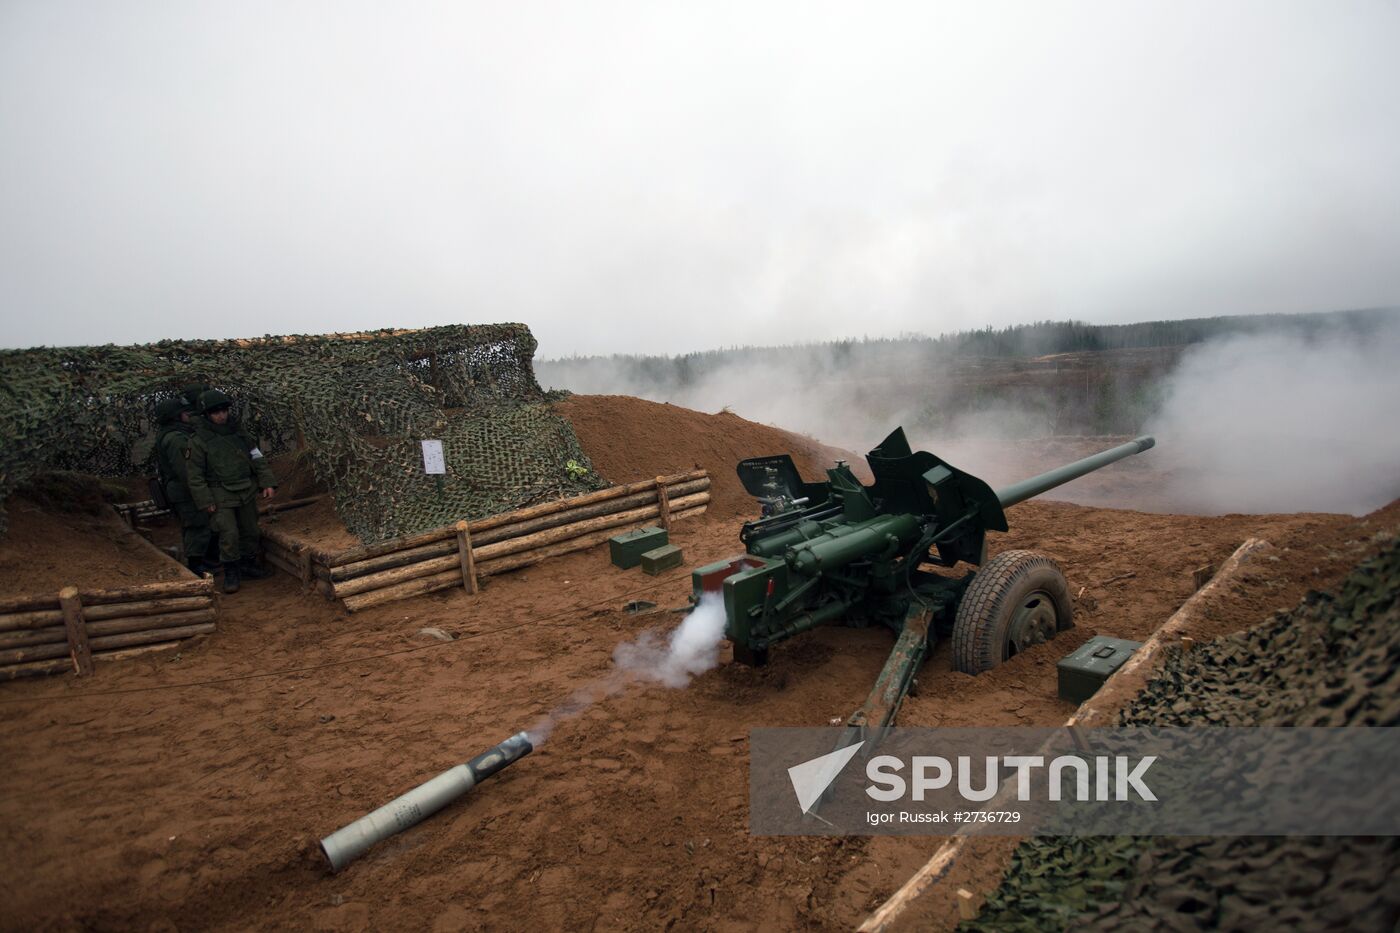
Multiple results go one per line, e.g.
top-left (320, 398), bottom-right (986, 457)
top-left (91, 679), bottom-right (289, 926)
top-left (995, 436), bottom-right (1155, 508)
top-left (320, 731), bottom-right (532, 872)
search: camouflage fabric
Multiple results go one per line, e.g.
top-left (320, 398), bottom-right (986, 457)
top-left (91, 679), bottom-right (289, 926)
top-left (966, 537), bottom-right (1400, 931)
top-left (0, 324), bottom-right (603, 541)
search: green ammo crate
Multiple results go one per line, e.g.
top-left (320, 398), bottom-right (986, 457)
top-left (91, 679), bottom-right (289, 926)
top-left (1057, 635), bottom-right (1143, 704)
top-left (640, 544), bottom-right (684, 575)
top-left (609, 526), bottom-right (669, 569)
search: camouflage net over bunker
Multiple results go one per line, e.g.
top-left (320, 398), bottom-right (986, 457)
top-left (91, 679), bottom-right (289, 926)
top-left (0, 324), bottom-right (604, 541)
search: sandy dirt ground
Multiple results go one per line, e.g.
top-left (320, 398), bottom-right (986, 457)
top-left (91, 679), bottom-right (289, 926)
top-left (0, 498), bottom-right (186, 597)
top-left (1, 395), bottom-right (1396, 932)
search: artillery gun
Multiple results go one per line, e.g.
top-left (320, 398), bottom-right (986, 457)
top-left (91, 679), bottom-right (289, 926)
top-left (692, 428), bottom-right (1155, 740)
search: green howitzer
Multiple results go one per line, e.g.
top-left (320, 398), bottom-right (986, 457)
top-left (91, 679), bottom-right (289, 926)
top-left (691, 428), bottom-right (1155, 741)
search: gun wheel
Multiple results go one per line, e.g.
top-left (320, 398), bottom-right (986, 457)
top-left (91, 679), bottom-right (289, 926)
top-left (952, 549), bottom-right (1073, 675)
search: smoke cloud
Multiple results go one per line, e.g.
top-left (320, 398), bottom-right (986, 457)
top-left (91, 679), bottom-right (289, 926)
top-left (1147, 325), bottom-right (1400, 516)
top-left (612, 595), bottom-right (729, 688)
top-left (526, 595), bottom-right (728, 745)
top-left (540, 319), bottom-right (1400, 517)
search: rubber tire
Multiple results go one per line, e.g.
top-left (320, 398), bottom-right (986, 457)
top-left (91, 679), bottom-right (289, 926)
top-left (952, 549), bottom-right (1072, 675)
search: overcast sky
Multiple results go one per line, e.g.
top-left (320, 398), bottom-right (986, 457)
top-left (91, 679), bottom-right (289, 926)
top-left (2, 2), bottom-right (1397, 357)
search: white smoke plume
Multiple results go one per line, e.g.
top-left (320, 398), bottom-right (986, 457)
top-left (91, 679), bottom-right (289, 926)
top-left (1147, 324), bottom-right (1400, 515)
top-left (526, 595), bottom-right (728, 746)
top-left (612, 594), bottom-right (729, 688)
top-left (541, 317), bottom-right (1400, 517)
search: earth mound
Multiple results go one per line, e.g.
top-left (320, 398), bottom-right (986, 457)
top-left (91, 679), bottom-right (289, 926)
top-left (555, 394), bottom-right (867, 517)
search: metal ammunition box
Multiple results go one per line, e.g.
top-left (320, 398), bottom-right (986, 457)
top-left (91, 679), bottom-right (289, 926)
top-left (609, 526), bottom-right (669, 569)
top-left (640, 544), bottom-right (684, 575)
top-left (1057, 635), bottom-right (1143, 704)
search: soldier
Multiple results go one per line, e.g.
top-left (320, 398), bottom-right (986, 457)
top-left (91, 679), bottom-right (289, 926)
top-left (187, 389), bottom-right (277, 593)
top-left (153, 397), bottom-right (213, 573)
top-left (179, 383), bottom-right (223, 569)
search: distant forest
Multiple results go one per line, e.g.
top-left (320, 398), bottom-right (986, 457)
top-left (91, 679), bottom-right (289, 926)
top-left (541, 307), bottom-right (1398, 374)
top-left (537, 307), bottom-right (1398, 437)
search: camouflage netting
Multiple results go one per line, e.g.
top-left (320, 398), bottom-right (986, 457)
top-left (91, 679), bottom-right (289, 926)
top-left (0, 324), bottom-right (606, 542)
top-left (966, 535), bottom-right (1400, 931)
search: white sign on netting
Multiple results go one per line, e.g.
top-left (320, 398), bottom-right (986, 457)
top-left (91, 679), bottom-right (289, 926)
top-left (421, 439), bottom-right (446, 475)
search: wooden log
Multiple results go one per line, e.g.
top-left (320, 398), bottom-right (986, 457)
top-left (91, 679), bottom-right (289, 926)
top-left (83, 596), bottom-right (212, 622)
top-left (297, 545), bottom-right (314, 588)
top-left (88, 622), bottom-right (216, 652)
top-left (471, 492), bottom-right (709, 563)
top-left (1069, 538), bottom-right (1269, 728)
top-left (79, 578), bottom-right (214, 606)
top-left (476, 528), bottom-right (622, 578)
top-left (467, 478), bottom-right (709, 547)
top-left (331, 493), bottom-right (710, 599)
top-left (340, 569), bottom-right (464, 612)
top-left (0, 593), bottom-right (62, 615)
top-left (0, 605), bottom-right (218, 650)
top-left (0, 613), bottom-right (218, 664)
top-left (324, 470), bottom-right (709, 567)
top-left (656, 477), bottom-right (672, 532)
top-left (456, 521), bottom-right (478, 595)
top-left (0, 626), bottom-right (66, 650)
top-left (329, 539), bottom-right (457, 582)
top-left (0, 639), bottom-right (75, 666)
top-left (95, 641), bottom-right (183, 663)
top-left (87, 609), bottom-right (216, 638)
top-left (333, 553), bottom-right (459, 598)
top-left (0, 607), bottom-right (64, 632)
top-left (478, 504), bottom-right (708, 578)
top-left (59, 587), bottom-right (93, 677)
top-left (338, 504), bottom-right (708, 612)
top-left (468, 470), bottom-right (708, 535)
top-left (0, 657), bottom-right (73, 680)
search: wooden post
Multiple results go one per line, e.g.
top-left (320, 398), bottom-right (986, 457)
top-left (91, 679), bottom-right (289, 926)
top-left (957, 889), bottom-right (981, 921)
top-left (655, 477), bottom-right (672, 532)
top-left (297, 545), bottom-right (313, 590)
top-left (455, 521), bottom-right (479, 594)
top-left (58, 586), bottom-right (93, 677)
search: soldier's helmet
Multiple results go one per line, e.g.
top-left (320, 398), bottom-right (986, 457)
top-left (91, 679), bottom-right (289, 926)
top-left (155, 397), bottom-right (191, 424)
top-left (182, 383), bottom-right (210, 408)
top-left (199, 389), bottom-right (234, 414)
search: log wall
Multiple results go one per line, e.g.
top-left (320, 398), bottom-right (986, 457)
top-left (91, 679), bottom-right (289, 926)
top-left (0, 577), bottom-right (218, 681)
top-left (261, 471), bottom-right (710, 612)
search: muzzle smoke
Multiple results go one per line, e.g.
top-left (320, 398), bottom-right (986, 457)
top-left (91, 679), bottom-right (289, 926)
top-left (1147, 325), bottom-right (1400, 515)
top-left (525, 595), bottom-right (728, 746)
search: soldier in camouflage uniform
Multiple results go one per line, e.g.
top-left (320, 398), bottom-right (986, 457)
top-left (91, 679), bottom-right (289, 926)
top-left (153, 397), bottom-right (213, 573)
top-left (187, 390), bottom-right (277, 593)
